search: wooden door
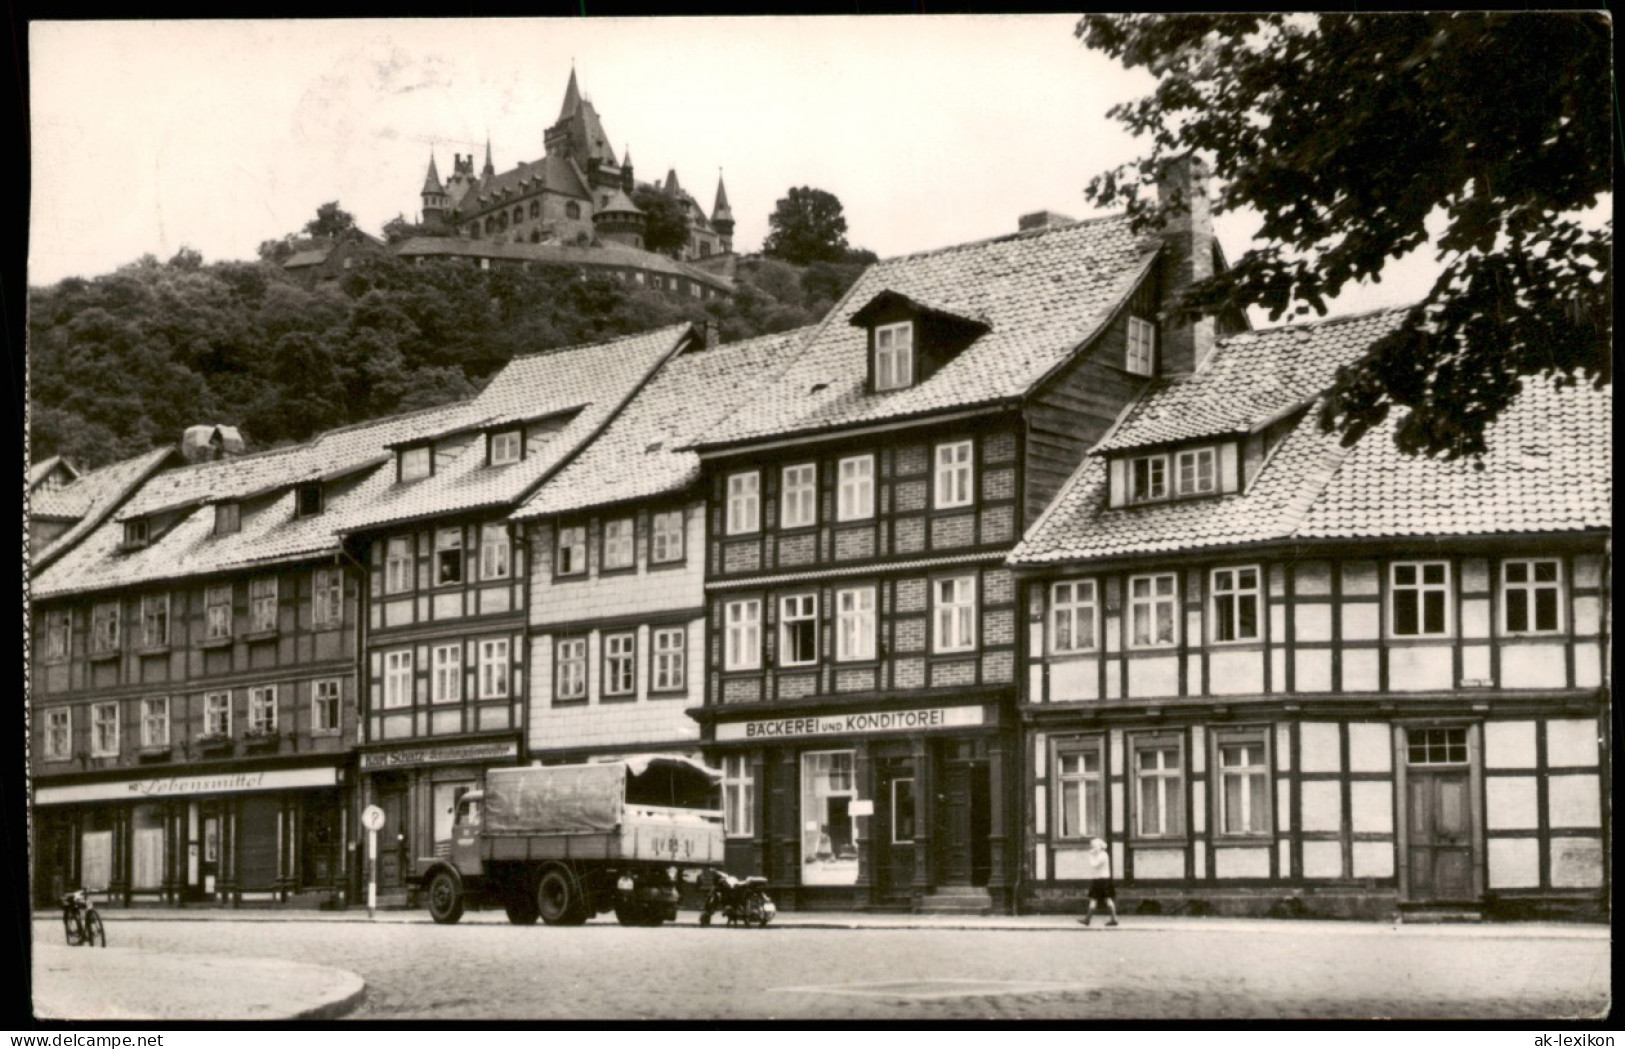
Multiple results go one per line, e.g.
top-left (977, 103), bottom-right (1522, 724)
top-left (874, 764), bottom-right (915, 898)
top-left (238, 796), bottom-right (280, 891)
top-left (377, 790), bottom-right (407, 888)
top-left (937, 764), bottom-right (974, 885)
top-left (1406, 770), bottom-right (1474, 900)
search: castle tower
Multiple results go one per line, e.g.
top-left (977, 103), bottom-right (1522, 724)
top-left (592, 187), bottom-right (646, 249)
top-left (621, 146), bottom-right (635, 194)
top-left (711, 172), bottom-right (735, 254)
top-left (421, 153), bottom-right (448, 227)
top-left (481, 138), bottom-right (495, 184)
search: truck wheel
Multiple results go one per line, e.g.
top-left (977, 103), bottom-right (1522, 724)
top-left (505, 898), bottom-right (539, 925)
top-left (613, 902), bottom-right (643, 927)
top-left (427, 871), bottom-right (464, 925)
top-left (538, 869), bottom-right (585, 925)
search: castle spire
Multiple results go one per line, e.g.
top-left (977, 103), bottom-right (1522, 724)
top-left (421, 152), bottom-right (444, 195)
top-left (558, 67), bottom-right (583, 122)
top-left (481, 136), bottom-right (495, 182)
top-left (711, 168), bottom-right (735, 252)
top-left (712, 169), bottom-right (732, 218)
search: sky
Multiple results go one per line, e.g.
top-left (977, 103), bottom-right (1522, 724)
top-left (29, 16), bottom-right (1446, 316)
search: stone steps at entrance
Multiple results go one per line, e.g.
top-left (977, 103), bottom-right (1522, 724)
top-left (1399, 905), bottom-right (1483, 924)
top-left (916, 885), bottom-right (993, 916)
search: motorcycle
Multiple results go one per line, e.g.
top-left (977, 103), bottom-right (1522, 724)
top-left (699, 870), bottom-right (775, 927)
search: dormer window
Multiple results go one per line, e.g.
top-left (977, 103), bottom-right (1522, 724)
top-left (297, 484), bottom-right (324, 517)
top-left (1126, 316), bottom-right (1156, 376)
top-left (874, 321), bottom-right (914, 391)
top-left (490, 430), bottom-right (521, 466)
top-left (1120, 443), bottom-right (1225, 506)
top-left (399, 446), bottom-right (431, 483)
top-left (1130, 454), bottom-right (1169, 503)
top-left (214, 503), bottom-right (240, 536)
top-left (1175, 447), bottom-right (1216, 496)
top-left (122, 517), bottom-right (150, 548)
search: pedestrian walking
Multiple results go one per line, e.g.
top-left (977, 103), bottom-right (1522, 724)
top-left (1078, 837), bottom-right (1119, 927)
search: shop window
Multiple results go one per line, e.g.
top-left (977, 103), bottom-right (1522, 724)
top-left (934, 441), bottom-right (974, 509)
top-left (1502, 559), bottom-right (1562, 634)
top-left (91, 702), bottom-right (119, 757)
top-left (651, 628), bottom-right (686, 692)
top-left (480, 524), bottom-right (511, 580)
top-left (555, 638), bottom-right (587, 701)
top-left (383, 649), bottom-right (413, 709)
top-left (874, 321), bottom-right (914, 391)
top-left (603, 518), bottom-right (635, 570)
top-left (781, 464), bottom-right (817, 529)
top-left (432, 644), bottom-right (462, 703)
top-left (204, 691), bottom-right (232, 736)
top-left (723, 754), bottom-right (754, 838)
top-left (1211, 566), bottom-right (1261, 643)
top-left (1128, 573), bottom-right (1178, 649)
top-left (724, 599), bottom-right (761, 670)
top-left (556, 526), bottom-right (587, 576)
top-left (726, 472), bottom-right (760, 535)
top-left (1215, 730), bottom-right (1271, 836)
top-left (780, 594), bottom-right (818, 667)
top-left (384, 537), bottom-right (413, 594)
top-left (650, 510), bottom-right (684, 564)
top-left (837, 455), bottom-right (874, 521)
top-left (801, 751), bottom-right (858, 885)
top-left (933, 575), bottom-right (977, 653)
top-left (141, 593), bottom-right (170, 648)
top-left (1054, 738), bottom-right (1104, 840)
top-left (479, 638), bottom-right (510, 699)
top-left (131, 804), bottom-right (165, 891)
top-left (141, 696), bottom-right (170, 748)
top-left (313, 568), bottom-right (343, 627)
top-left (249, 686), bottom-right (278, 734)
top-left (44, 709), bottom-right (71, 760)
top-left (204, 584), bottom-right (233, 640)
top-left (603, 633), bottom-right (636, 698)
top-left (92, 601), bottom-right (120, 654)
top-left (835, 586), bottom-right (876, 661)
top-left (1133, 736), bottom-right (1184, 838)
top-left (436, 528), bottom-right (465, 585)
top-left (1391, 561), bottom-right (1451, 637)
top-left (250, 576), bottom-right (278, 632)
top-left (1051, 580), bottom-right (1097, 653)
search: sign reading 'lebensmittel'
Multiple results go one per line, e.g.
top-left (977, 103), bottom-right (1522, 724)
top-left (715, 705), bottom-right (984, 742)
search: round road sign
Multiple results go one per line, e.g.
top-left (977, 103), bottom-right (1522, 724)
top-left (361, 804), bottom-right (385, 832)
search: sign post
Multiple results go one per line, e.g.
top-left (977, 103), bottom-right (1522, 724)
top-left (361, 804), bottom-right (385, 919)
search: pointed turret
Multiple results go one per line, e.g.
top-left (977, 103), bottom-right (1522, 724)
top-left (592, 187), bottom-right (646, 249)
top-left (663, 168), bottom-right (682, 196)
top-left (421, 153), bottom-right (448, 226)
top-left (481, 137), bottom-right (495, 182)
top-left (422, 154), bottom-right (444, 195)
top-left (711, 170), bottom-right (735, 252)
top-left (558, 67), bottom-right (583, 122)
top-left (620, 146), bottom-right (635, 193)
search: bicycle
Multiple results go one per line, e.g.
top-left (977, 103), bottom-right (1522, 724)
top-left (61, 889), bottom-right (106, 948)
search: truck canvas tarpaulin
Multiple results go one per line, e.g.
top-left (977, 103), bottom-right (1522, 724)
top-left (483, 756), bottom-right (722, 835)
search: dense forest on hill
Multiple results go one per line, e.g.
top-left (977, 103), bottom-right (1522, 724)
top-left (28, 251), bottom-right (867, 469)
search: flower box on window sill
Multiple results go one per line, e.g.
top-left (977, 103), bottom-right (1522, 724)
top-left (200, 636), bottom-right (234, 650)
top-left (242, 630), bottom-right (279, 644)
top-left (243, 731), bottom-right (281, 752)
top-left (137, 745), bottom-right (173, 763)
top-left (195, 734), bottom-right (234, 755)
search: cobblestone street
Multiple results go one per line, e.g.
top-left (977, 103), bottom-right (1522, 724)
top-left (33, 915), bottom-right (1611, 1021)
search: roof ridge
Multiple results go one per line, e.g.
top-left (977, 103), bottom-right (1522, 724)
top-left (506, 322), bottom-right (693, 362)
top-left (1226, 302), bottom-right (1416, 342)
top-left (873, 211), bottom-right (1135, 268)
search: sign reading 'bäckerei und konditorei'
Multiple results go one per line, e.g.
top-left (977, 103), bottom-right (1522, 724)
top-left (715, 705), bottom-right (984, 742)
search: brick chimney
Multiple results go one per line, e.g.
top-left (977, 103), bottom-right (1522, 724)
top-left (1157, 153), bottom-right (1217, 375)
top-left (1018, 210), bottom-right (1076, 232)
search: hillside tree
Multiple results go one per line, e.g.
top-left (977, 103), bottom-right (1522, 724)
top-left (763, 187), bottom-right (852, 266)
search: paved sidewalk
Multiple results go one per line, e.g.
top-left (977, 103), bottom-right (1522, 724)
top-left (32, 944), bottom-right (365, 1022)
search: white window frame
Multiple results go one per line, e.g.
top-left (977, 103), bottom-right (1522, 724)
top-left (385, 537), bottom-right (413, 594)
top-left (250, 576), bottom-right (278, 633)
top-left (91, 702), bottom-right (119, 757)
top-left (1055, 738), bottom-right (1104, 840)
top-left (1390, 561), bottom-right (1453, 638)
top-left (556, 526), bottom-right (587, 576)
top-left (1501, 558), bottom-right (1564, 635)
top-left (1050, 579), bottom-right (1098, 654)
top-left (1133, 737), bottom-right (1184, 839)
top-left (1175, 446), bottom-right (1217, 496)
top-left (724, 599), bottom-right (762, 671)
top-left (602, 518), bottom-right (635, 571)
top-left (726, 472), bottom-right (760, 535)
top-left (490, 429), bottom-right (521, 466)
top-left (722, 754), bottom-right (754, 838)
top-left (933, 575), bottom-right (977, 653)
top-left (479, 638), bottom-right (511, 699)
top-left (781, 464), bottom-right (817, 529)
top-left (383, 649), bottom-right (414, 709)
top-left (650, 511), bottom-right (684, 564)
top-left (779, 593), bottom-right (819, 667)
top-left (1130, 454), bottom-right (1169, 503)
top-left (1216, 732), bottom-right (1272, 837)
top-left (123, 518), bottom-right (149, 547)
top-left (934, 441), bottom-right (974, 509)
top-left (874, 321), bottom-right (914, 391)
top-left (45, 708), bottom-right (72, 760)
top-left (1210, 566), bottom-right (1262, 644)
top-left (435, 527), bottom-right (465, 586)
top-left (479, 524), bottom-right (511, 581)
top-left (555, 638), bottom-right (587, 701)
top-left (313, 568), bottom-right (343, 627)
top-left (141, 593), bottom-right (170, 648)
top-left (141, 696), bottom-right (170, 749)
top-left (1125, 315), bottom-right (1156, 376)
top-left (1128, 572), bottom-right (1179, 649)
top-left (399, 446), bottom-right (431, 482)
top-left (835, 586), bottom-right (877, 662)
top-left (45, 608), bottom-right (72, 660)
top-left (249, 686), bottom-right (278, 734)
top-left (313, 679), bottom-right (341, 732)
top-left (602, 633), bottom-right (636, 697)
top-left (651, 627), bottom-right (686, 693)
top-left (92, 601), bottom-right (120, 653)
top-left (837, 455), bottom-right (875, 521)
top-left (432, 643), bottom-right (462, 704)
top-left (204, 691), bottom-right (232, 737)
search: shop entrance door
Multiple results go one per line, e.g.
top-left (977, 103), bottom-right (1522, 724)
top-left (873, 761), bottom-right (916, 900)
top-left (238, 796), bottom-right (280, 892)
top-left (1406, 769), bottom-right (1474, 900)
top-left (936, 760), bottom-right (991, 887)
top-left (377, 788), bottom-right (407, 889)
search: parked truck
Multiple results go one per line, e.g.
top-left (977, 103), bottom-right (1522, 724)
top-left (411, 755), bottom-right (726, 926)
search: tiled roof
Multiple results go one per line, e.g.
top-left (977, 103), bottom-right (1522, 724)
top-left (514, 328), bottom-right (810, 519)
top-left (693, 216), bottom-right (1161, 448)
top-left (1011, 314), bottom-right (1613, 564)
top-left (30, 448), bottom-right (176, 571)
top-left (391, 237), bottom-right (733, 291)
top-left (1092, 307), bottom-right (1409, 453)
top-left (335, 324), bottom-right (694, 533)
top-left (454, 155), bottom-right (590, 216)
top-left (29, 456), bottom-right (79, 490)
top-left (283, 246), bottom-right (334, 269)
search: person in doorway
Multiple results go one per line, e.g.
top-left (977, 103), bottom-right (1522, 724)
top-left (1079, 837), bottom-right (1119, 927)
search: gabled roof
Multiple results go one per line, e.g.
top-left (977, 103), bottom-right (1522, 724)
top-left (1011, 313), bottom-right (1613, 565)
top-left (335, 324), bottom-right (696, 533)
top-left (391, 237), bottom-right (734, 292)
top-left (514, 328), bottom-right (810, 520)
top-left (692, 215), bottom-right (1161, 450)
top-left (1093, 307), bottom-right (1408, 454)
top-left (29, 456), bottom-right (80, 490)
top-left (30, 448), bottom-right (178, 572)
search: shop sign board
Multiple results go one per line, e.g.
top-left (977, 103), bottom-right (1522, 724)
top-left (359, 739), bottom-right (519, 771)
top-left (715, 705), bottom-right (984, 742)
top-left (36, 766), bottom-right (337, 805)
